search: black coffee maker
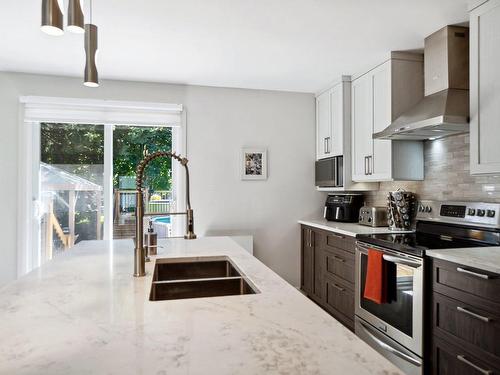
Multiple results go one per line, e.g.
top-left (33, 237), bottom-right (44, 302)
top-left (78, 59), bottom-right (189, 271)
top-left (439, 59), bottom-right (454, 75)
top-left (324, 194), bottom-right (364, 222)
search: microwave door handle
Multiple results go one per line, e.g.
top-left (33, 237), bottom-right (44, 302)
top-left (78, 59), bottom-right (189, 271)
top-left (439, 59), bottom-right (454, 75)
top-left (333, 158), bottom-right (338, 186)
top-left (382, 254), bottom-right (422, 268)
top-left (358, 320), bottom-right (422, 367)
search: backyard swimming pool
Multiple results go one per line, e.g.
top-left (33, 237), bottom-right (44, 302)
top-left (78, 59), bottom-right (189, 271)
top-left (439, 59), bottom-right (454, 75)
top-left (153, 216), bottom-right (171, 224)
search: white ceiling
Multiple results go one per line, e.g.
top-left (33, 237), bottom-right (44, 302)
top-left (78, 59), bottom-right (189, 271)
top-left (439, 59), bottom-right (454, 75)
top-left (0, 0), bottom-right (469, 93)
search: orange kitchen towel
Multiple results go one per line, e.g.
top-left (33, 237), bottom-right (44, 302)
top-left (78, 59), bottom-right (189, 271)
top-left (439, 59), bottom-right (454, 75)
top-left (364, 248), bottom-right (386, 304)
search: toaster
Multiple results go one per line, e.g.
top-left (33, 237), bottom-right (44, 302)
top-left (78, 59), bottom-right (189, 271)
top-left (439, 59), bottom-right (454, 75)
top-left (358, 206), bottom-right (388, 227)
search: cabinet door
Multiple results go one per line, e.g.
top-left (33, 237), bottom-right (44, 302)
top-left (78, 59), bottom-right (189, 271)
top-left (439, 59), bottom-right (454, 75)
top-left (351, 74), bottom-right (373, 181)
top-left (301, 227), bottom-right (314, 295)
top-left (470, 0), bottom-right (500, 175)
top-left (316, 90), bottom-right (331, 160)
top-left (372, 62), bottom-right (393, 180)
top-left (330, 84), bottom-right (344, 157)
top-left (313, 240), bottom-right (323, 301)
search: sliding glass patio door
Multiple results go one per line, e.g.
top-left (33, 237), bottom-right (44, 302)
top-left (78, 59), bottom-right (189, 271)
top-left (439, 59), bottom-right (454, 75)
top-left (31, 122), bottom-right (179, 269)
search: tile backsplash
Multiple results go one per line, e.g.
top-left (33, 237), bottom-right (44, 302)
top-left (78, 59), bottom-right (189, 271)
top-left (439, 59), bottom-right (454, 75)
top-left (364, 134), bottom-right (500, 206)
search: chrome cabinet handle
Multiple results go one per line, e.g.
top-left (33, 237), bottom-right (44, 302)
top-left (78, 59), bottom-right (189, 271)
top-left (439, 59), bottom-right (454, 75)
top-left (358, 320), bottom-right (422, 367)
top-left (364, 156), bottom-right (368, 175)
top-left (329, 233), bottom-right (345, 239)
top-left (457, 306), bottom-right (491, 323)
top-left (368, 155), bottom-right (373, 175)
top-left (456, 355), bottom-right (492, 375)
top-left (331, 283), bottom-right (345, 292)
top-left (333, 255), bottom-right (345, 263)
top-left (382, 254), bottom-right (422, 268)
top-left (457, 267), bottom-right (491, 279)
top-left (324, 138), bottom-right (328, 154)
top-left (325, 137), bottom-right (331, 154)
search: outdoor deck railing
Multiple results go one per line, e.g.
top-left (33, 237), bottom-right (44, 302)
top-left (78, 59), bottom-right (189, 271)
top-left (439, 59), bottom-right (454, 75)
top-left (114, 189), bottom-right (173, 222)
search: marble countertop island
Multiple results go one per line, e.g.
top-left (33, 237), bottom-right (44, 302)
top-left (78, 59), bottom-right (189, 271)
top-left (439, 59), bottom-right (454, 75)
top-left (0, 237), bottom-right (402, 375)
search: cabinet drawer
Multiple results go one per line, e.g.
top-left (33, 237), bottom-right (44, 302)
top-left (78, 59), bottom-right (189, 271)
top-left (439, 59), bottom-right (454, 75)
top-left (324, 247), bottom-right (354, 284)
top-left (433, 336), bottom-right (500, 375)
top-left (433, 259), bottom-right (500, 306)
top-left (322, 231), bottom-right (356, 254)
top-left (324, 274), bottom-right (354, 326)
top-left (434, 292), bottom-right (500, 361)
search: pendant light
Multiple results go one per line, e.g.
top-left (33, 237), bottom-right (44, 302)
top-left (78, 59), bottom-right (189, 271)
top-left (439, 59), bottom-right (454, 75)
top-left (41, 0), bottom-right (64, 36)
top-left (84, 0), bottom-right (99, 87)
top-left (67, 0), bottom-right (85, 33)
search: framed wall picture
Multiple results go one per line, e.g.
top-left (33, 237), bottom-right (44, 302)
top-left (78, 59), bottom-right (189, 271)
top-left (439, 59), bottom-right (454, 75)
top-left (241, 148), bottom-right (268, 180)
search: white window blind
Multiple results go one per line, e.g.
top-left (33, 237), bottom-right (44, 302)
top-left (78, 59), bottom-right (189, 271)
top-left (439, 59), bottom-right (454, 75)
top-left (20, 96), bottom-right (183, 126)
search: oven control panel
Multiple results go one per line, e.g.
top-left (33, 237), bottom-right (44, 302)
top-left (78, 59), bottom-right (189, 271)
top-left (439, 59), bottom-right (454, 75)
top-left (417, 200), bottom-right (500, 228)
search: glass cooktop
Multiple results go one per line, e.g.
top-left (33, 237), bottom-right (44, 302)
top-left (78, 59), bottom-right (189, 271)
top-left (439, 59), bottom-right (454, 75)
top-left (357, 221), bottom-right (500, 257)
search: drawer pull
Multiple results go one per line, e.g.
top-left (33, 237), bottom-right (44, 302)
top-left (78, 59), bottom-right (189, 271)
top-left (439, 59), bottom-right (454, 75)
top-left (456, 355), bottom-right (493, 375)
top-left (457, 306), bottom-right (491, 323)
top-left (456, 267), bottom-right (491, 279)
top-left (332, 283), bottom-right (345, 292)
top-left (329, 233), bottom-right (345, 240)
top-left (333, 255), bottom-right (345, 263)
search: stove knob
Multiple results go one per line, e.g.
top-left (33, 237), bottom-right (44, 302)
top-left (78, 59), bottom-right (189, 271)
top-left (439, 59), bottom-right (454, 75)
top-left (487, 210), bottom-right (496, 218)
top-left (425, 206), bottom-right (432, 213)
top-left (419, 205), bottom-right (424, 212)
top-left (477, 209), bottom-right (486, 217)
top-left (468, 208), bottom-right (476, 216)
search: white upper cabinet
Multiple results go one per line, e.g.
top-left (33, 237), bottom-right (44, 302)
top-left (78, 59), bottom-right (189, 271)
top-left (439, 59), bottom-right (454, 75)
top-left (351, 53), bottom-right (425, 182)
top-left (316, 82), bottom-right (345, 159)
top-left (352, 74), bottom-right (373, 178)
top-left (470, 0), bottom-right (500, 175)
top-left (330, 84), bottom-right (344, 157)
top-left (315, 77), bottom-right (378, 191)
top-left (316, 90), bottom-right (331, 160)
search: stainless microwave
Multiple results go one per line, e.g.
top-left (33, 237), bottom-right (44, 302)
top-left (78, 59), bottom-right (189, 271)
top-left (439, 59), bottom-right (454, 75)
top-left (315, 156), bottom-right (343, 187)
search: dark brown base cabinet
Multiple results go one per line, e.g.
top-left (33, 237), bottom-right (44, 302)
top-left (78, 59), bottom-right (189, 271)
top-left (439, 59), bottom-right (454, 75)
top-left (430, 258), bottom-right (500, 374)
top-left (300, 225), bottom-right (355, 331)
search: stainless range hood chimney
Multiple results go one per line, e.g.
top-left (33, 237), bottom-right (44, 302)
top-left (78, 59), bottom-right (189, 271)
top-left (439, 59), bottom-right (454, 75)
top-left (374, 26), bottom-right (469, 140)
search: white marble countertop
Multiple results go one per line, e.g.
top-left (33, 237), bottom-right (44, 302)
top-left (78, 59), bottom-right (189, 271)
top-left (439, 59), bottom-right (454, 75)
top-left (427, 247), bottom-right (500, 275)
top-left (0, 237), bottom-right (402, 375)
top-left (298, 218), bottom-right (413, 237)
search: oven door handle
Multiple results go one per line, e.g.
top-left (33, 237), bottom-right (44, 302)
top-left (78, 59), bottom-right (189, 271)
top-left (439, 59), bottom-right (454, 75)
top-left (358, 320), bottom-right (422, 367)
top-left (382, 254), bottom-right (422, 268)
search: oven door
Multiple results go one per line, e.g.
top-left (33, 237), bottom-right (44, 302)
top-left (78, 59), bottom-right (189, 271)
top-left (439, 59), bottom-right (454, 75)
top-left (355, 241), bottom-right (423, 357)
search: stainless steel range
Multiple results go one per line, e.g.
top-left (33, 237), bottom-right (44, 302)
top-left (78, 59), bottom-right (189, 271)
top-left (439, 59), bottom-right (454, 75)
top-left (354, 200), bottom-right (500, 375)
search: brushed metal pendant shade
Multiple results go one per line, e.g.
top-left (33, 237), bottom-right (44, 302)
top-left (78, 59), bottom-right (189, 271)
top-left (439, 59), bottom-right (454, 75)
top-left (84, 24), bottom-right (99, 87)
top-left (67, 0), bottom-right (85, 33)
top-left (41, 0), bottom-right (64, 36)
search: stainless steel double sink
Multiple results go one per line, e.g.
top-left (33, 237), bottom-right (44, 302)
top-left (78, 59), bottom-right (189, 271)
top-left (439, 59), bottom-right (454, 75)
top-left (149, 256), bottom-right (258, 301)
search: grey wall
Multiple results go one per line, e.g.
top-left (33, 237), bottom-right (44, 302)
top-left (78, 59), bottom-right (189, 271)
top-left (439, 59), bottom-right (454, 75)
top-left (0, 72), bottom-right (322, 286)
top-left (365, 134), bottom-right (500, 205)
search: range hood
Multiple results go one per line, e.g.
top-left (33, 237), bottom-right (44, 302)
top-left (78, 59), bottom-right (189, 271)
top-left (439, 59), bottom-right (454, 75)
top-left (374, 26), bottom-right (470, 140)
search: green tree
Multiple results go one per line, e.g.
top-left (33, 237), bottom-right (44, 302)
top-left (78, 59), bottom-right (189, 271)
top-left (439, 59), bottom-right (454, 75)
top-left (113, 126), bottom-right (172, 191)
top-left (40, 123), bottom-right (173, 191)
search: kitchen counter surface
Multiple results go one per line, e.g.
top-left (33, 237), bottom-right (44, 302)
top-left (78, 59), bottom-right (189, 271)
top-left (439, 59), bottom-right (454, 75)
top-left (298, 217), bottom-right (412, 237)
top-left (427, 246), bottom-right (500, 275)
top-left (0, 237), bottom-right (403, 375)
